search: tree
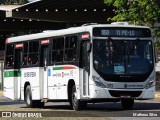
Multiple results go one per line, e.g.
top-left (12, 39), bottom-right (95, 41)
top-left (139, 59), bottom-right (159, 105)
top-left (104, 0), bottom-right (160, 37)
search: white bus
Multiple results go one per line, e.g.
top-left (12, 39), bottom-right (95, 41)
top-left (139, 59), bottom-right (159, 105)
top-left (4, 23), bottom-right (155, 110)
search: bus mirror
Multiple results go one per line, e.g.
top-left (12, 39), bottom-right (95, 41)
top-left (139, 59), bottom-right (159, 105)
top-left (87, 43), bottom-right (92, 53)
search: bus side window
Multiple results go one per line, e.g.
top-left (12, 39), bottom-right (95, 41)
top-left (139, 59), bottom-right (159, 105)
top-left (64, 36), bottom-right (77, 61)
top-left (28, 41), bottom-right (39, 66)
top-left (5, 44), bottom-right (14, 68)
top-left (51, 38), bottom-right (56, 63)
top-left (23, 55), bottom-right (28, 65)
top-left (22, 42), bottom-right (28, 66)
top-left (51, 37), bottom-right (64, 63)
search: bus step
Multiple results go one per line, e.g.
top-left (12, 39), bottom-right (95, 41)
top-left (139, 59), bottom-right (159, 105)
top-left (41, 98), bottom-right (48, 103)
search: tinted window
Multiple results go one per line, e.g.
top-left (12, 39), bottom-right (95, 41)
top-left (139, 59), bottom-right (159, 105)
top-left (51, 37), bottom-right (64, 63)
top-left (5, 44), bottom-right (14, 68)
top-left (22, 41), bottom-right (39, 66)
top-left (64, 36), bottom-right (77, 61)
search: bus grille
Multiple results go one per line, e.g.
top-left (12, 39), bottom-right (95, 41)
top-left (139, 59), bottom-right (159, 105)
top-left (109, 90), bottom-right (142, 97)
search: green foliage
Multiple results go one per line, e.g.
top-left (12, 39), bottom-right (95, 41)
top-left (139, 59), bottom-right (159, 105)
top-left (104, 0), bottom-right (160, 27)
top-left (154, 39), bottom-right (160, 53)
top-left (104, 0), bottom-right (160, 47)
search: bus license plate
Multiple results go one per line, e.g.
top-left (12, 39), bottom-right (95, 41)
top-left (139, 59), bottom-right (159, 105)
top-left (120, 95), bottom-right (131, 98)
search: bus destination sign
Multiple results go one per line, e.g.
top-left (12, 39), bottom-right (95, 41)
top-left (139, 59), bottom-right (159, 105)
top-left (93, 27), bottom-right (151, 37)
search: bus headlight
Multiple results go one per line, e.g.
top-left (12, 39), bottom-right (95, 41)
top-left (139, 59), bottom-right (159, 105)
top-left (145, 77), bottom-right (156, 89)
top-left (92, 75), bottom-right (106, 88)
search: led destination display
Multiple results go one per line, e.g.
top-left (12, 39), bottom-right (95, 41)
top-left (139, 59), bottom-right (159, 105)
top-left (93, 27), bottom-right (151, 37)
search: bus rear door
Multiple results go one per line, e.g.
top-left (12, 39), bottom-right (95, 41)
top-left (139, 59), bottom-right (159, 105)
top-left (14, 44), bottom-right (23, 100)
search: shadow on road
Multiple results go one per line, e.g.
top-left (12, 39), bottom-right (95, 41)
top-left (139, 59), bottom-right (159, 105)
top-left (41, 101), bottom-right (160, 111)
top-left (0, 101), bottom-right (25, 106)
top-left (1, 95), bottom-right (160, 112)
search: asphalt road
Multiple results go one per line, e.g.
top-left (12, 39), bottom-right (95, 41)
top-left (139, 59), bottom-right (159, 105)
top-left (0, 96), bottom-right (160, 119)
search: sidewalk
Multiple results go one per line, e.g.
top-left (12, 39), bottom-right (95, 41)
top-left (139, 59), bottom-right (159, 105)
top-left (155, 92), bottom-right (160, 98)
top-left (0, 91), bottom-right (3, 96)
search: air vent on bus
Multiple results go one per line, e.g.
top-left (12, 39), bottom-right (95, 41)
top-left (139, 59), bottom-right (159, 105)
top-left (111, 22), bottom-right (128, 25)
top-left (43, 30), bottom-right (54, 33)
top-left (81, 23), bottom-right (98, 26)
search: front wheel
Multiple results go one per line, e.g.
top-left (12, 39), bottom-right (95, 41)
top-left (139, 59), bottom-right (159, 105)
top-left (121, 99), bottom-right (134, 110)
top-left (25, 85), bottom-right (44, 108)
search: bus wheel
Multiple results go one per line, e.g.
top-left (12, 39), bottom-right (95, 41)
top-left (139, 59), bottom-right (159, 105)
top-left (25, 85), bottom-right (44, 108)
top-left (71, 85), bottom-right (81, 111)
top-left (81, 102), bottom-right (87, 108)
top-left (121, 99), bottom-right (134, 110)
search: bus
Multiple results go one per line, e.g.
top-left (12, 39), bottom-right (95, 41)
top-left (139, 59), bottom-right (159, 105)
top-left (3, 23), bottom-right (155, 110)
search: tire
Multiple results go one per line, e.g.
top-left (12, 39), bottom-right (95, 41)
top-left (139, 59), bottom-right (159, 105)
top-left (25, 85), bottom-right (44, 108)
top-left (121, 99), bottom-right (134, 110)
top-left (71, 85), bottom-right (81, 111)
top-left (81, 102), bottom-right (87, 108)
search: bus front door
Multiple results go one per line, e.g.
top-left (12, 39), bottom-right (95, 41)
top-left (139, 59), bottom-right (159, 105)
top-left (40, 45), bottom-right (49, 101)
top-left (80, 41), bottom-right (90, 98)
top-left (14, 49), bottom-right (22, 100)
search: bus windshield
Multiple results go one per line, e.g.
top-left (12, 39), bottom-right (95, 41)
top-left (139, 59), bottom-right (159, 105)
top-left (93, 39), bottom-right (154, 80)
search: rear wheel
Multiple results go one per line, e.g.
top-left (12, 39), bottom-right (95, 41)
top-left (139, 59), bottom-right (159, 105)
top-left (25, 85), bottom-right (44, 108)
top-left (121, 99), bottom-right (134, 110)
top-left (81, 102), bottom-right (87, 108)
top-left (71, 85), bottom-right (82, 111)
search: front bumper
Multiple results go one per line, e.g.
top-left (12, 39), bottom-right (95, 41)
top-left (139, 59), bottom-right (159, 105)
top-left (89, 85), bottom-right (155, 99)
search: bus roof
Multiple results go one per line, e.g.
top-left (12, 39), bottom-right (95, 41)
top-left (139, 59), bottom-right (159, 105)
top-left (7, 24), bottom-right (150, 43)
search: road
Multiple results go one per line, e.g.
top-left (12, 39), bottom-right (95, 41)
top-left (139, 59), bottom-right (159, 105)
top-left (0, 96), bottom-right (160, 119)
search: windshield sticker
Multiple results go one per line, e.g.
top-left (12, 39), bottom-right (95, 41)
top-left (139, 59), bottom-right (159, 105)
top-left (114, 64), bottom-right (125, 74)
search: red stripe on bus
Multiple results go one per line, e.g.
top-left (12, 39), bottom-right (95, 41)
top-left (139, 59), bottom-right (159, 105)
top-left (63, 66), bottom-right (76, 70)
